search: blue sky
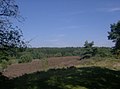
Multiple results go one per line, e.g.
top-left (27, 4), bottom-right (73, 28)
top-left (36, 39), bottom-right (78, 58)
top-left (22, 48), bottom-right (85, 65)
top-left (16, 0), bottom-right (120, 47)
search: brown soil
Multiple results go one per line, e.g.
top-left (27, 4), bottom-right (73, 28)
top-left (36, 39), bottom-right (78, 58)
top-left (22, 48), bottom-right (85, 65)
top-left (2, 56), bottom-right (80, 78)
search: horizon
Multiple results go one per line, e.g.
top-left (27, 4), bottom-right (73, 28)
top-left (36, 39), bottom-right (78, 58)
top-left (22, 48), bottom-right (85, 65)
top-left (27, 45), bottom-right (112, 48)
top-left (17, 0), bottom-right (120, 47)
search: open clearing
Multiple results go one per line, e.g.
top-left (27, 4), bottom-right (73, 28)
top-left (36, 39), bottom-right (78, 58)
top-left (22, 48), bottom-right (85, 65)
top-left (2, 56), bottom-right (120, 78)
top-left (2, 56), bottom-right (80, 78)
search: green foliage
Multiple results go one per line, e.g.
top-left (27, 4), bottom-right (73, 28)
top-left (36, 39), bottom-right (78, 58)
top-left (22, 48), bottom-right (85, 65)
top-left (24, 47), bottom-right (82, 59)
top-left (32, 51), bottom-right (44, 59)
top-left (84, 40), bottom-right (94, 48)
top-left (0, 60), bottom-right (8, 70)
top-left (18, 54), bottom-right (32, 63)
top-left (7, 59), bottom-right (16, 65)
top-left (64, 52), bottom-right (72, 56)
top-left (81, 40), bottom-right (113, 59)
top-left (0, 56), bottom-right (17, 71)
top-left (55, 52), bottom-right (62, 57)
top-left (0, 0), bottom-right (27, 62)
top-left (108, 20), bottom-right (120, 56)
top-left (113, 49), bottom-right (120, 59)
top-left (95, 47), bottom-right (112, 57)
top-left (16, 47), bottom-right (113, 61)
top-left (0, 55), bottom-right (9, 62)
top-left (81, 41), bottom-right (96, 59)
top-left (42, 58), bottom-right (49, 71)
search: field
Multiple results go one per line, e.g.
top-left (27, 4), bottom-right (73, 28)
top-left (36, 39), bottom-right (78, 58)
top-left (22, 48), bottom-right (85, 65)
top-left (1, 56), bottom-right (120, 89)
top-left (2, 56), bottom-right (80, 78)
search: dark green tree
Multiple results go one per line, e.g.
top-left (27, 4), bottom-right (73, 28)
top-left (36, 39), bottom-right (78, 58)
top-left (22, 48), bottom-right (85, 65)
top-left (0, 0), bottom-right (26, 61)
top-left (81, 41), bottom-right (97, 59)
top-left (108, 20), bottom-right (120, 57)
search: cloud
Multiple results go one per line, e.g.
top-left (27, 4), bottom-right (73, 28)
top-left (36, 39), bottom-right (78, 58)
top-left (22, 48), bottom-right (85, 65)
top-left (108, 7), bottom-right (120, 12)
top-left (98, 7), bottom-right (120, 12)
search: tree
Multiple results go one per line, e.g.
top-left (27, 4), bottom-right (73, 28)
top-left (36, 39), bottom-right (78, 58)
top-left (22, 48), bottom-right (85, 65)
top-left (84, 40), bottom-right (94, 48)
top-left (108, 20), bottom-right (120, 57)
top-left (81, 41), bottom-right (97, 59)
top-left (0, 0), bottom-right (26, 61)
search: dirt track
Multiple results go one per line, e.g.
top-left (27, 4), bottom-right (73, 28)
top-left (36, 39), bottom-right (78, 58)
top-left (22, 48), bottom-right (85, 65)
top-left (2, 56), bottom-right (80, 78)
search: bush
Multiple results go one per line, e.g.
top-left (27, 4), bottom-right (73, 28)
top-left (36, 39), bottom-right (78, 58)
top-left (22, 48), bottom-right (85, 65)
top-left (32, 51), bottom-right (45, 59)
top-left (0, 56), bottom-right (9, 62)
top-left (64, 52), bottom-right (73, 56)
top-left (95, 47), bottom-right (112, 57)
top-left (54, 53), bottom-right (62, 57)
top-left (18, 54), bottom-right (33, 63)
top-left (0, 60), bottom-right (8, 70)
top-left (8, 59), bottom-right (17, 65)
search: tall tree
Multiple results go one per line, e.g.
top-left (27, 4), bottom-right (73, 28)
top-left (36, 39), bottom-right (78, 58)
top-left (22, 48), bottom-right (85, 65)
top-left (108, 20), bottom-right (120, 56)
top-left (0, 0), bottom-right (26, 61)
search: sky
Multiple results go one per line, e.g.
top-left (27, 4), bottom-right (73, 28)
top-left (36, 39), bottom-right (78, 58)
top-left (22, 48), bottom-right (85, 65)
top-left (16, 0), bottom-right (120, 47)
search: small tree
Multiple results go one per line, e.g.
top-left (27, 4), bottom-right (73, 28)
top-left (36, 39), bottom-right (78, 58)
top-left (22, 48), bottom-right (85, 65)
top-left (81, 41), bottom-right (96, 59)
top-left (108, 20), bottom-right (120, 58)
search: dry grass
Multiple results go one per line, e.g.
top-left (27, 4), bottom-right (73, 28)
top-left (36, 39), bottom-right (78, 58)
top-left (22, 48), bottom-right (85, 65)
top-left (77, 57), bottom-right (120, 70)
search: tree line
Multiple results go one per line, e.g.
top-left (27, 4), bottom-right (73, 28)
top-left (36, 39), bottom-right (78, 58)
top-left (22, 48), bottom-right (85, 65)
top-left (15, 46), bottom-right (112, 63)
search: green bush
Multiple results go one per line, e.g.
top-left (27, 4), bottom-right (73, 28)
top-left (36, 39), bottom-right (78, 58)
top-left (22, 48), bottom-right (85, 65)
top-left (18, 54), bottom-right (33, 63)
top-left (64, 52), bottom-right (73, 56)
top-left (8, 59), bottom-right (17, 65)
top-left (0, 60), bottom-right (8, 70)
top-left (54, 53), bottom-right (62, 57)
top-left (32, 51), bottom-right (45, 59)
top-left (0, 56), bottom-right (9, 62)
top-left (95, 47), bottom-right (112, 57)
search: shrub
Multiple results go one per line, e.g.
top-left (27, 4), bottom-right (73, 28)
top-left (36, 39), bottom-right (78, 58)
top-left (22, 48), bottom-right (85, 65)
top-left (64, 52), bottom-right (73, 56)
top-left (18, 54), bottom-right (33, 63)
top-left (54, 53), bottom-right (62, 57)
top-left (32, 51), bottom-right (45, 59)
top-left (0, 60), bottom-right (8, 70)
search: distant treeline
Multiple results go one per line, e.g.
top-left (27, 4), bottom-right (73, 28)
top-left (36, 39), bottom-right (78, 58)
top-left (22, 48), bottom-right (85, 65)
top-left (16, 47), bottom-right (112, 60)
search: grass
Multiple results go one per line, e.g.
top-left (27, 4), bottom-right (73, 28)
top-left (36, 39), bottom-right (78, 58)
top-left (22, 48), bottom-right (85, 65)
top-left (0, 57), bottom-right (120, 89)
top-left (41, 58), bottom-right (49, 71)
top-left (76, 57), bottom-right (120, 70)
